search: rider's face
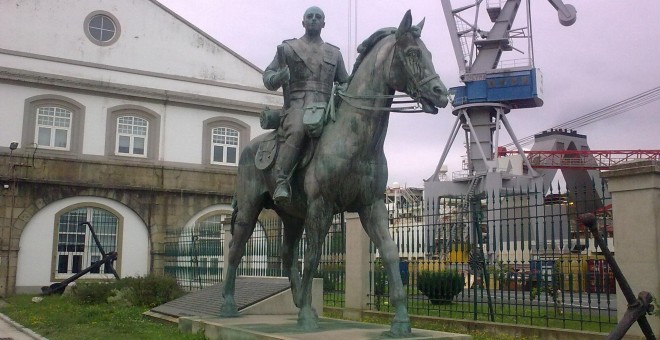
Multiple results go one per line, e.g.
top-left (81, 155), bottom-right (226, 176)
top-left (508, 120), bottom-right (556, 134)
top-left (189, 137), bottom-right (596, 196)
top-left (302, 8), bottom-right (325, 34)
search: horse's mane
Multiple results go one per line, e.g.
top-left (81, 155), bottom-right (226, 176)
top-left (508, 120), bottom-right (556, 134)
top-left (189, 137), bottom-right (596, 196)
top-left (348, 27), bottom-right (396, 84)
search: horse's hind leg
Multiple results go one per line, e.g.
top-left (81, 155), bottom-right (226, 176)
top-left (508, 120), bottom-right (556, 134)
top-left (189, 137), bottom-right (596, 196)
top-left (279, 213), bottom-right (304, 307)
top-left (220, 197), bottom-right (262, 317)
top-left (358, 201), bottom-right (411, 336)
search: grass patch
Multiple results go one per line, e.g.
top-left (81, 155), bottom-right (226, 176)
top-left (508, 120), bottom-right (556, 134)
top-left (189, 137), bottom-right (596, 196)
top-left (1, 274), bottom-right (203, 340)
top-left (1, 294), bottom-right (204, 340)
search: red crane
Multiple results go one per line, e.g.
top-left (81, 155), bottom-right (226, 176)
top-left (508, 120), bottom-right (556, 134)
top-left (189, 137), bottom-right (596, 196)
top-left (499, 149), bottom-right (660, 170)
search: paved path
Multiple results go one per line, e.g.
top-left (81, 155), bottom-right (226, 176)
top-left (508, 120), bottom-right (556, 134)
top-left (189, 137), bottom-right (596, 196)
top-left (0, 312), bottom-right (44, 340)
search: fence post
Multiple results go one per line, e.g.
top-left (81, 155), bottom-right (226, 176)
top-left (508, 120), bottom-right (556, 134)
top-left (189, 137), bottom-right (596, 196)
top-left (600, 160), bottom-right (659, 337)
top-left (343, 212), bottom-right (371, 320)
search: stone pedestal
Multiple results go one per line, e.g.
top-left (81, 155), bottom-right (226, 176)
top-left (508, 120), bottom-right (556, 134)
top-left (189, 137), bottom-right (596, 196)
top-left (601, 160), bottom-right (659, 337)
top-left (343, 213), bottom-right (371, 320)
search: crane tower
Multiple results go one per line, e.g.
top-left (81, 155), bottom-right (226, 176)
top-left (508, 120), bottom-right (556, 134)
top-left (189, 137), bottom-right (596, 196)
top-left (424, 0), bottom-right (576, 259)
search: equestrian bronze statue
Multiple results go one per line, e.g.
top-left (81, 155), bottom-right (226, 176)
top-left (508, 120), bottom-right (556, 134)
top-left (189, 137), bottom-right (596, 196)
top-left (221, 10), bottom-right (449, 336)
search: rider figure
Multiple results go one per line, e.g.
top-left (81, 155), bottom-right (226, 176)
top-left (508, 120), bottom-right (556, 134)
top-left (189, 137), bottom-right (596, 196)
top-left (263, 6), bottom-right (349, 205)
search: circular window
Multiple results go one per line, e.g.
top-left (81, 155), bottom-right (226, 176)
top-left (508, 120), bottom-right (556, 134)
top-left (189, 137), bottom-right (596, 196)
top-left (84, 11), bottom-right (121, 46)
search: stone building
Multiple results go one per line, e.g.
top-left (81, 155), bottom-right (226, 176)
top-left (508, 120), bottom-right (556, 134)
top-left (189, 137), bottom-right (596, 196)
top-left (0, 0), bottom-right (281, 295)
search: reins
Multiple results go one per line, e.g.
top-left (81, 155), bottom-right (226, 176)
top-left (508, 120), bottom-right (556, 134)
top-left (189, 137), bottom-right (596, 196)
top-left (336, 90), bottom-right (425, 113)
top-left (334, 31), bottom-right (434, 114)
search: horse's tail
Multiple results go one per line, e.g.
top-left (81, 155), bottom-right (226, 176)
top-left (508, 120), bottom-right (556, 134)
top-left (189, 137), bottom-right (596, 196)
top-left (230, 196), bottom-right (238, 235)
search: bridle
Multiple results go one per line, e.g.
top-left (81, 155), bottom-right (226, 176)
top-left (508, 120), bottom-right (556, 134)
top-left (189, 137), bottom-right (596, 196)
top-left (336, 31), bottom-right (438, 113)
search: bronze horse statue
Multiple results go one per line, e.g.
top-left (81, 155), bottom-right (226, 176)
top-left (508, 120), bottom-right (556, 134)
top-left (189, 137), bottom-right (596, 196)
top-left (220, 10), bottom-right (448, 335)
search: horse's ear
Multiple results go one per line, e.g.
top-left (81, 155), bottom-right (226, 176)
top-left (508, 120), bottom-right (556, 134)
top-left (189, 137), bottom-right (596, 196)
top-left (416, 17), bottom-right (425, 32)
top-left (396, 10), bottom-right (413, 39)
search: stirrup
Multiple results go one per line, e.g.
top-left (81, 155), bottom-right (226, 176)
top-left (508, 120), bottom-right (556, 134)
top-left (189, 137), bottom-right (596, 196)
top-left (273, 183), bottom-right (291, 204)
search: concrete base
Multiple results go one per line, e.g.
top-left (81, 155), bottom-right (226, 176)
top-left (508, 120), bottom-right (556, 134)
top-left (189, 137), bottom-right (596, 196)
top-left (150, 277), bottom-right (322, 318)
top-left (242, 278), bottom-right (323, 316)
top-left (179, 314), bottom-right (472, 340)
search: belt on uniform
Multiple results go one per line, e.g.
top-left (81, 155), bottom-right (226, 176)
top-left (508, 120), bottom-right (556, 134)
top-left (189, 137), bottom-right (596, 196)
top-left (289, 81), bottom-right (332, 95)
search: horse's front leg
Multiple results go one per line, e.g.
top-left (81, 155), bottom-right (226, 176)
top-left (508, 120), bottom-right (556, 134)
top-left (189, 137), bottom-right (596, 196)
top-left (220, 209), bottom-right (258, 317)
top-left (358, 201), bottom-right (411, 336)
top-left (298, 198), bottom-right (333, 330)
top-left (280, 214), bottom-right (304, 307)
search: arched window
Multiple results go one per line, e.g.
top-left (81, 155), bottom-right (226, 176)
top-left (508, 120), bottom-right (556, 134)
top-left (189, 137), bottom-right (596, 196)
top-left (36, 106), bottom-right (72, 150)
top-left (22, 95), bottom-right (85, 155)
top-left (211, 127), bottom-right (239, 165)
top-left (55, 207), bottom-right (119, 279)
top-left (106, 106), bottom-right (160, 160)
top-left (202, 116), bottom-right (250, 167)
top-left (116, 115), bottom-right (148, 156)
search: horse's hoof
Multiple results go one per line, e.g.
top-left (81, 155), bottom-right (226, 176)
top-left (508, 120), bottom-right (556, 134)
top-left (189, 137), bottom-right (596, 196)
top-left (219, 303), bottom-right (240, 317)
top-left (297, 307), bottom-right (319, 331)
top-left (387, 320), bottom-right (411, 337)
top-left (297, 316), bottom-right (319, 331)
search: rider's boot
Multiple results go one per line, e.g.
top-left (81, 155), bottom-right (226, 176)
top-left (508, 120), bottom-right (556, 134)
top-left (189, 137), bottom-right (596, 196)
top-left (273, 142), bottom-right (300, 205)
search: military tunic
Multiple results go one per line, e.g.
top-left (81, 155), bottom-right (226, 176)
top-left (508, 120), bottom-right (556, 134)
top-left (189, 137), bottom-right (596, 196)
top-left (263, 38), bottom-right (349, 146)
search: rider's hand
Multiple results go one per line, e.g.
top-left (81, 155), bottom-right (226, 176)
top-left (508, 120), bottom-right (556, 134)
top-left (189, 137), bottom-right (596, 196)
top-left (274, 66), bottom-right (290, 86)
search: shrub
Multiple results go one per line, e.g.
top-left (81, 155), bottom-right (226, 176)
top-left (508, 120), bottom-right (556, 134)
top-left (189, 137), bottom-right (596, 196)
top-left (71, 282), bottom-right (115, 305)
top-left (417, 270), bottom-right (464, 305)
top-left (117, 274), bottom-right (184, 307)
top-left (71, 274), bottom-right (184, 307)
top-left (107, 287), bottom-right (136, 306)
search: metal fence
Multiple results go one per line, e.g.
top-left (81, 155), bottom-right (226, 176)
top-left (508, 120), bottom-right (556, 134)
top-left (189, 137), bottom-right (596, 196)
top-left (162, 178), bottom-right (616, 332)
top-left (370, 178), bottom-right (616, 332)
top-left (163, 213), bottom-right (346, 305)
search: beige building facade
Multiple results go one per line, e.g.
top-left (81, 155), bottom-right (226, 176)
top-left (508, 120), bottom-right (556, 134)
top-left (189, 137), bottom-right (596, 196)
top-left (0, 0), bottom-right (281, 295)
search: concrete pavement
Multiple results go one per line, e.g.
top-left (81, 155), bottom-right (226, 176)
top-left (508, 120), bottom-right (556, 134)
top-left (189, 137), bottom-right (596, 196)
top-left (0, 312), bottom-right (45, 340)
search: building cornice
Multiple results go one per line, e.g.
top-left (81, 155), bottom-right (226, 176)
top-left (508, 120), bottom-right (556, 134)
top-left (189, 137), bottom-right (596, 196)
top-left (0, 152), bottom-right (238, 196)
top-left (0, 65), bottom-right (272, 115)
top-left (0, 48), bottom-right (271, 94)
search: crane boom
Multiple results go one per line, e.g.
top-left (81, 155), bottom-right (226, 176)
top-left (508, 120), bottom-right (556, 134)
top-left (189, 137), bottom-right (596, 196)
top-left (547, 0), bottom-right (577, 26)
top-left (470, 0), bottom-right (521, 73)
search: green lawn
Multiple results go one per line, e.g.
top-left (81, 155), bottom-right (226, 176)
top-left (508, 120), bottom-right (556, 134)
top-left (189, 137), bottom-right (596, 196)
top-left (2, 291), bottom-right (620, 340)
top-left (1, 295), bottom-right (205, 340)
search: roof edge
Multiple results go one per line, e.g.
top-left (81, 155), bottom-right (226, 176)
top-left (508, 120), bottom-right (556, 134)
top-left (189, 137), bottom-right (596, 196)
top-left (150, 0), bottom-right (264, 74)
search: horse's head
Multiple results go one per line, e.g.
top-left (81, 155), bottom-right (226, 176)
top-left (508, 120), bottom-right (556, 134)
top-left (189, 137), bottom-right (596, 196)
top-left (389, 10), bottom-right (449, 113)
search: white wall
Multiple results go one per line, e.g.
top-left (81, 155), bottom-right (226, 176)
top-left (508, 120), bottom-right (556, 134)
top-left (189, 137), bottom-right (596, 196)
top-left (0, 0), bottom-right (264, 87)
top-left (0, 84), bottom-right (27, 146)
top-left (0, 82), bottom-right (265, 163)
top-left (0, 0), bottom-right (281, 163)
top-left (16, 196), bottom-right (149, 293)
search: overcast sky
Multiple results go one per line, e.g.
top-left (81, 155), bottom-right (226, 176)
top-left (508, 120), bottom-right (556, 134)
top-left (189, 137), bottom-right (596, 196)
top-left (158, 0), bottom-right (660, 188)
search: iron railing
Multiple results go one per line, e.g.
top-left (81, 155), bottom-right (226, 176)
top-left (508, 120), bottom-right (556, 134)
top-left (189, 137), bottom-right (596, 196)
top-left (163, 213), bottom-right (346, 303)
top-left (369, 178), bottom-right (616, 332)
top-left (162, 178), bottom-right (616, 331)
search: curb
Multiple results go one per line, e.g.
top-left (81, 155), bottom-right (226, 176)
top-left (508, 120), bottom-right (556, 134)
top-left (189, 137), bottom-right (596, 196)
top-left (0, 312), bottom-right (48, 340)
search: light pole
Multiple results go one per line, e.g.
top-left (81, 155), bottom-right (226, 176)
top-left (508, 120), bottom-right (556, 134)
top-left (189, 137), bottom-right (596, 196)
top-left (3, 142), bottom-right (18, 296)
